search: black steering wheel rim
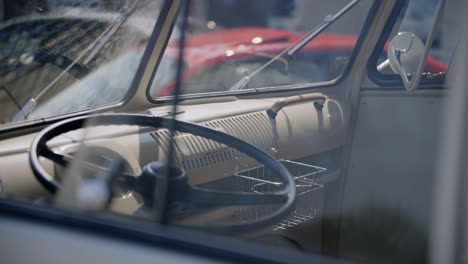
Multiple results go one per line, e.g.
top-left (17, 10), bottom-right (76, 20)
top-left (29, 113), bottom-right (296, 232)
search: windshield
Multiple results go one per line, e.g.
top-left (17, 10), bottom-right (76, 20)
top-left (150, 0), bottom-right (373, 98)
top-left (0, 0), bottom-right (162, 126)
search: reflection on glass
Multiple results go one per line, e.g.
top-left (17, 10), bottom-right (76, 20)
top-left (0, 1), bottom-right (161, 125)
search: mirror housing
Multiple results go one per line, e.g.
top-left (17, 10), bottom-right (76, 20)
top-left (388, 32), bottom-right (424, 91)
top-left (387, 0), bottom-right (446, 92)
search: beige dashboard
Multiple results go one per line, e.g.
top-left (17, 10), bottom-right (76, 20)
top-left (0, 95), bottom-right (347, 201)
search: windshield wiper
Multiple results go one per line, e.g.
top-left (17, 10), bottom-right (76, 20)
top-left (12, 1), bottom-right (139, 123)
top-left (229, 0), bottom-right (360, 91)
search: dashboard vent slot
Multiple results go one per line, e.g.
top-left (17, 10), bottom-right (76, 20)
top-left (149, 112), bottom-right (276, 171)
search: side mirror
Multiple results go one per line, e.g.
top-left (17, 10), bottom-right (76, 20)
top-left (388, 32), bottom-right (425, 91)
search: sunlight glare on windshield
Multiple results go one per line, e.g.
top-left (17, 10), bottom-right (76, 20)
top-left (0, 0), bottom-right (162, 126)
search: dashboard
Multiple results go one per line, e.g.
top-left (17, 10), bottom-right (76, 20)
top-left (0, 94), bottom-right (347, 249)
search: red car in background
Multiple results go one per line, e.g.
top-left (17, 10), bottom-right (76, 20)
top-left (151, 27), bottom-right (448, 97)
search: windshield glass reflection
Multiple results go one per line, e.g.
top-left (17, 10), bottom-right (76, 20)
top-left (0, 0), bottom-right (161, 125)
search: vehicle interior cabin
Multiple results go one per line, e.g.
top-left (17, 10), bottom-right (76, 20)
top-left (0, 0), bottom-right (463, 263)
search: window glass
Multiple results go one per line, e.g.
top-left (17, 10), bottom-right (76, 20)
top-left (150, 0), bottom-right (374, 98)
top-left (179, 57), bottom-right (327, 94)
top-left (375, 0), bottom-right (455, 79)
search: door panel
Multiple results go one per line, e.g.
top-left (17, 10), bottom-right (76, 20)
top-left (338, 90), bottom-right (446, 263)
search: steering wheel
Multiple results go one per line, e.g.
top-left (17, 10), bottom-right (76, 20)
top-left (29, 114), bottom-right (296, 233)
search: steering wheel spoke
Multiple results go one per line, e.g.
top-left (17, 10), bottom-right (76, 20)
top-left (39, 148), bottom-right (72, 167)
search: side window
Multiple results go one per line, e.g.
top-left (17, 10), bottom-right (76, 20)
top-left (373, 0), bottom-right (457, 85)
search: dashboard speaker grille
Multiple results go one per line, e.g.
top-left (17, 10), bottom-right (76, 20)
top-left (149, 112), bottom-right (276, 171)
